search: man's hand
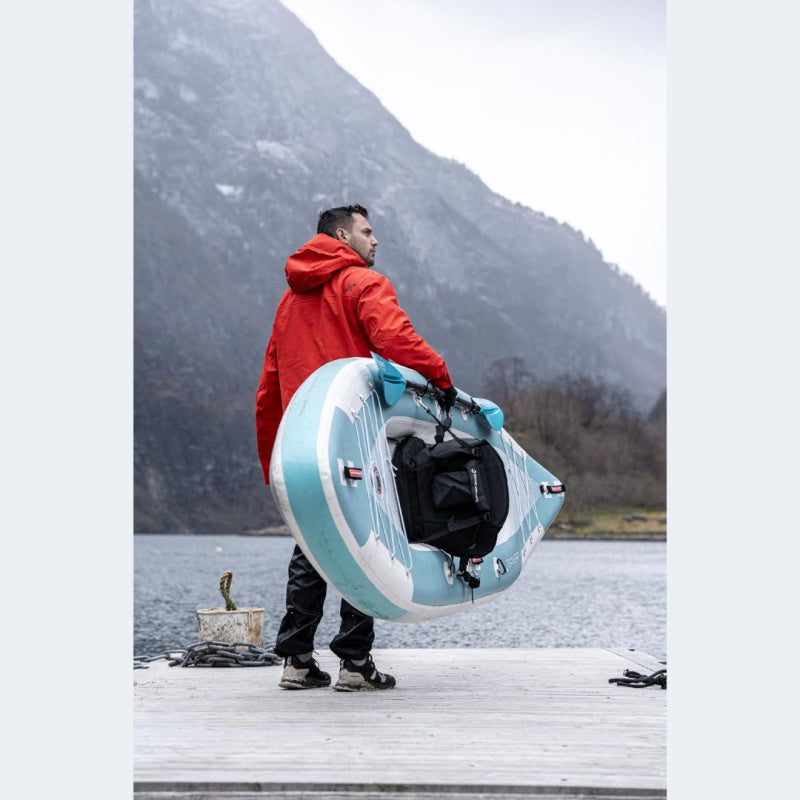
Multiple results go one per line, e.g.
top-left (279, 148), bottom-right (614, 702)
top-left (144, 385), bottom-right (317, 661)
top-left (441, 385), bottom-right (458, 414)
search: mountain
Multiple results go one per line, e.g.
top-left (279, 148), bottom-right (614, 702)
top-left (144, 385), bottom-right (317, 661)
top-left (134, 0), bottom-right (666, 533)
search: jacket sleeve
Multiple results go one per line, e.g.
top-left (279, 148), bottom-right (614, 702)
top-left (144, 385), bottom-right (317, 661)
top-left (255, 334), bottom-right (283, 485)
top-left (356, 273), bottom-right (453, 388)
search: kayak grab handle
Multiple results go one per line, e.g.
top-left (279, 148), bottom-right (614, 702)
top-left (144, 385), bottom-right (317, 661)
top-left (371, 352), bottom-right (504, 431)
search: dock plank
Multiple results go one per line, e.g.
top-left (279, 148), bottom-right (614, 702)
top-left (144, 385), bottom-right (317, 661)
top-left (134, 648), bottom-right (666, 798)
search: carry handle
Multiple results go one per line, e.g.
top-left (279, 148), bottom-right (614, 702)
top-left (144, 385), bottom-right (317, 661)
top-left (371, 352), bottom-right (504, 430)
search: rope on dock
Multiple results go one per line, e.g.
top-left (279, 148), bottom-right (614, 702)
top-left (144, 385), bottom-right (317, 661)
top-left (219, 571), bottom-right (237, 611)
top-left (609, 667), bottom-right (666, 689)
top-left (134, 641), bottom-right (282, 669)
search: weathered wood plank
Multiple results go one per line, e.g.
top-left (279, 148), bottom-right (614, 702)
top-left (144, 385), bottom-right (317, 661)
top-left (134, 789), bottom-right (664, 800)
top-left (134, 648), bottom-right (666, 798)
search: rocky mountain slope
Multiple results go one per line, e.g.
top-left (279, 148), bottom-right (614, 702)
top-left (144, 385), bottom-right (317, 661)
top-left (134, 0), bottom-right (666, 532)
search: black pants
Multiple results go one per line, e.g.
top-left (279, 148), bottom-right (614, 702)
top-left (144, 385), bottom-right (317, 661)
top-left (274, 545), bottom-right (375, 660)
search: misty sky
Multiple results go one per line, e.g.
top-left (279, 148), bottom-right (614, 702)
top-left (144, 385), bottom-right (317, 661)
top-left (280, 0), bottom-right (666, 306)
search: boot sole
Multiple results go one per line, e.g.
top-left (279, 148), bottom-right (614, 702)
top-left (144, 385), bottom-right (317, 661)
top-left (278, 679), bottom-right (331, 690)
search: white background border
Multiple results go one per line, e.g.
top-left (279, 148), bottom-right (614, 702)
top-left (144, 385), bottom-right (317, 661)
top-left (5, 1), bottom-right (798, 797)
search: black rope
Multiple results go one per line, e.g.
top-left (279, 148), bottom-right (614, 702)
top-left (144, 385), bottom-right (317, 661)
top-left (414, 392), bottom-right (473, 447)
top-left (609, 668), bottom-right (666, 689)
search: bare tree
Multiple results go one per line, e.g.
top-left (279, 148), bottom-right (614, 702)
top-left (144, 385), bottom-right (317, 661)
top-left (502, 374), bottom-right (665, 512)
top-left (483, 357), bottom-right (536, 427)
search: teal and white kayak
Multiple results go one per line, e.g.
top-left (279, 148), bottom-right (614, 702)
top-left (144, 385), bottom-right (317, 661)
top-left (269, 354), bottom-right (565, 622)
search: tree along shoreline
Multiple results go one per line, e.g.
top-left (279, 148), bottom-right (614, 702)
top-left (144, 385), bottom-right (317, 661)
top-left (545, 508), bottom-right (666, 540)
top-left (493, 368), bottom-right (666, 517)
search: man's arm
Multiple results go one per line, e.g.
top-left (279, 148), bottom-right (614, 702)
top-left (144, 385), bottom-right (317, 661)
top-left (356, 273), bottom-right (453, 389)
top-left (255, 334), bottom-right (283, 485)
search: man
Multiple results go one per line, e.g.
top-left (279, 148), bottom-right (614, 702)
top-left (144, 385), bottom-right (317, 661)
top-left (255, 204), bottom-right (457, 691)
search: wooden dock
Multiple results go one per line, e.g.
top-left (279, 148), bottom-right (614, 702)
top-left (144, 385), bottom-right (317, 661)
top-left (134, 647), bottom-right (666, 799)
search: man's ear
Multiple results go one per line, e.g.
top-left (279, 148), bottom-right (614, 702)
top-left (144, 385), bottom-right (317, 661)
top-left (335, 227), bottom-right (348, 242)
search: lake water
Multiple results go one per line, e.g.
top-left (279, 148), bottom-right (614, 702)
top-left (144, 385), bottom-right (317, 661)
top-left (134, 535), bottom-right (666, 661)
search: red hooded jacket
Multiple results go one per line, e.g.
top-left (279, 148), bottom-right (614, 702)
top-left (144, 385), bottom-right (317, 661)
top-left (255, 234), bottom-right (453, 484)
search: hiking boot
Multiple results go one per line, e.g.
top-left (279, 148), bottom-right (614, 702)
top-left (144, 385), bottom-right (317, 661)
top-left (278, 654), bottom-right (331, 689)
top-left (332, 654), bottom-right (396, 692)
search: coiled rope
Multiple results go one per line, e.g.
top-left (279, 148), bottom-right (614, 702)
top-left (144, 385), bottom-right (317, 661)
top-left (608, 668), bottom-right (667, 689)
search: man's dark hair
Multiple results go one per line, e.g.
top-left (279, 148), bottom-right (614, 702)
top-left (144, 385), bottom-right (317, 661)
top-left (317, 204), bottom-right (369, 238)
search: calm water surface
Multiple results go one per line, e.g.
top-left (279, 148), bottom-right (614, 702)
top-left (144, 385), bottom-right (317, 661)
top-left (134, 535), bottom-right (666, 661)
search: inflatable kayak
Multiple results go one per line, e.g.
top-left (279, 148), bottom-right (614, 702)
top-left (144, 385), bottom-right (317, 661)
top-left (269, 354), bottom-right (565, 622)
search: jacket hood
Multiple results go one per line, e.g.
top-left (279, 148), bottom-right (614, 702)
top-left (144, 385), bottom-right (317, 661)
top-left (285, 234), bottom-right (367, 293)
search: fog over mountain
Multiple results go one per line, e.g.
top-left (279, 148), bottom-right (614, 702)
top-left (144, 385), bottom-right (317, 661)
top-left (134, 0), bottom-right (666, 533)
